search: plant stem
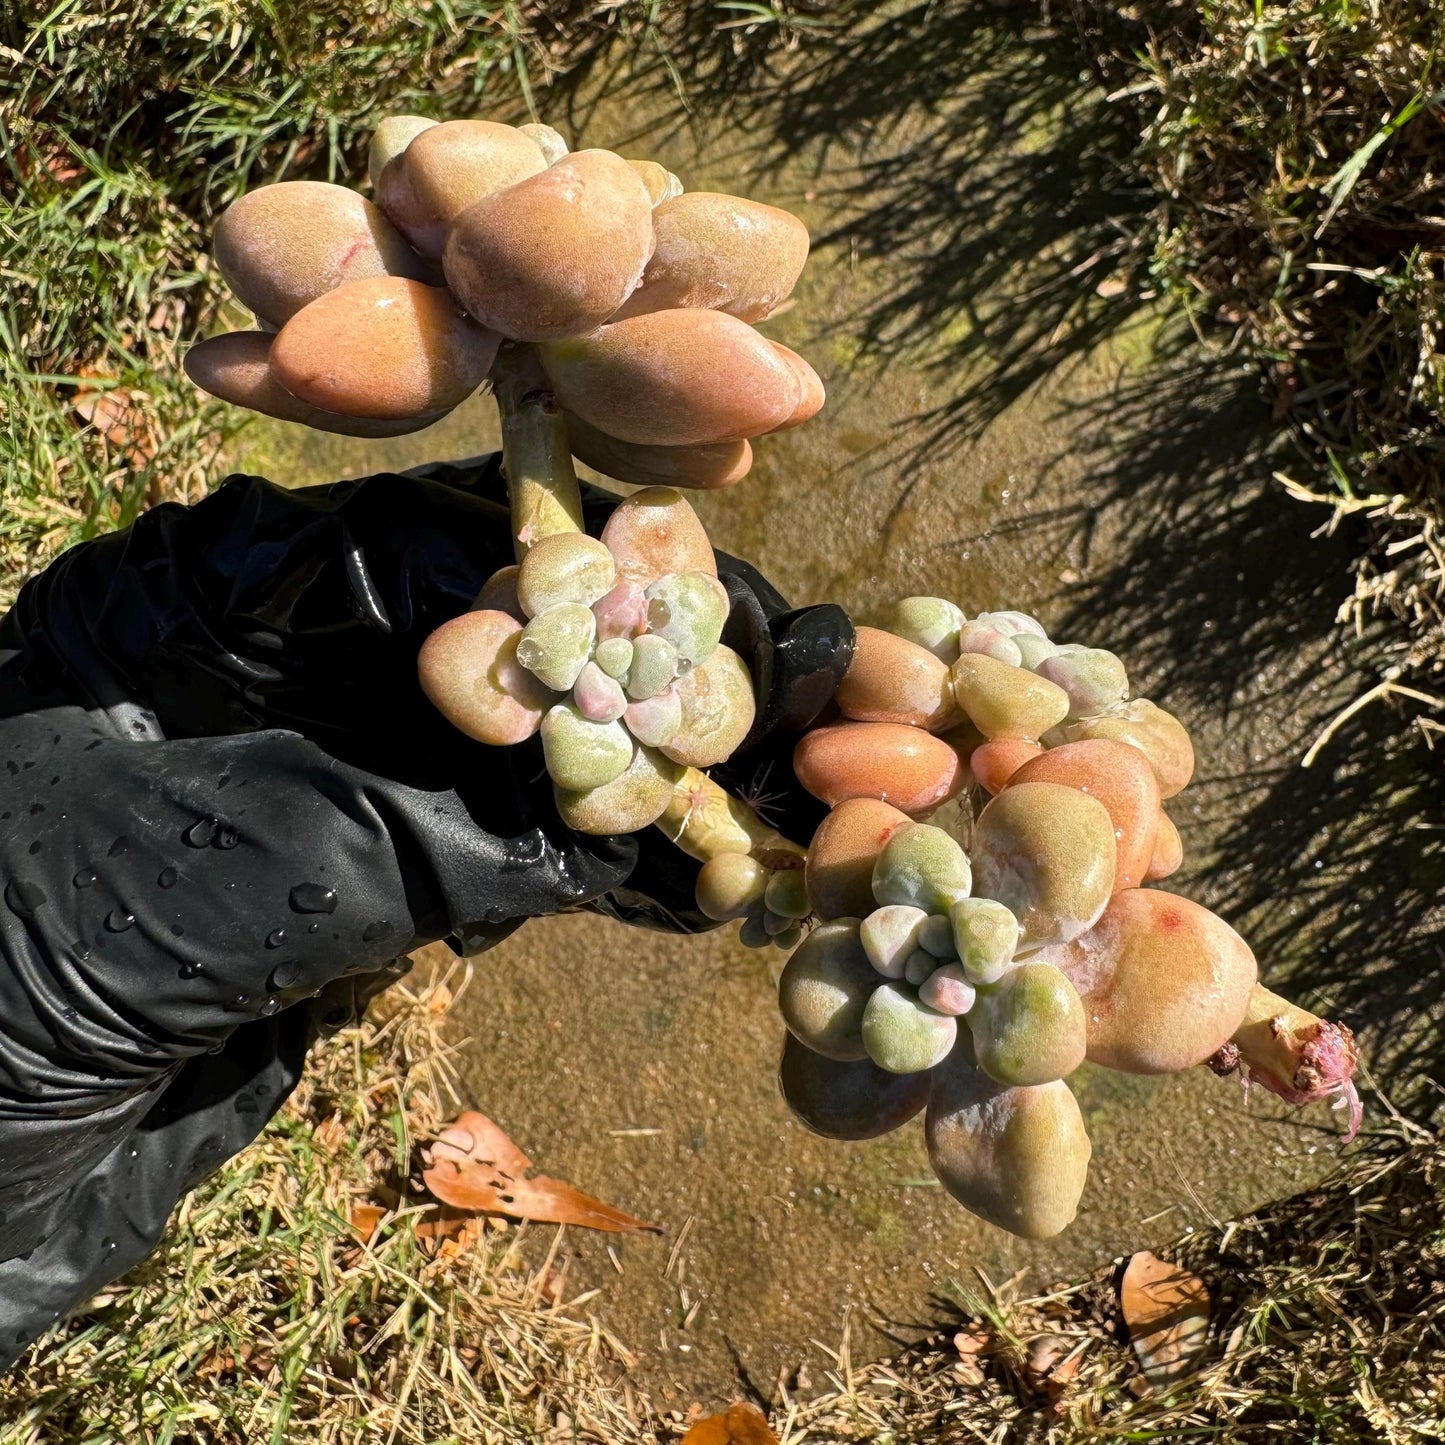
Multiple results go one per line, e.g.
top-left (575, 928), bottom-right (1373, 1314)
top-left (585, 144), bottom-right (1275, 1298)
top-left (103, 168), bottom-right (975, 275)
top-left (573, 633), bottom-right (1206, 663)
top-left (1220, 984), bottom-right (1362, 1139)
top-left (489, 342), bottom-right (584, 560)
top-left (655, 766), bottom-right (803, 866)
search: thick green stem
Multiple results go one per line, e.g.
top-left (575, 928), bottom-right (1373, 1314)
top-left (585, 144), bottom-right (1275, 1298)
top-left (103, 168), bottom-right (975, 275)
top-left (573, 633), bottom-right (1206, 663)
top-left (655, 766), bottom-right (803, 866)
top-left (490, 343), bottom-right (584, 560)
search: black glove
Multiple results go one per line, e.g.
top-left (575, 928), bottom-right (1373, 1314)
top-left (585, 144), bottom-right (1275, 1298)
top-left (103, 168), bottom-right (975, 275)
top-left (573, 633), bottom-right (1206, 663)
top-left (0, 454), bottom-right (853, 1367)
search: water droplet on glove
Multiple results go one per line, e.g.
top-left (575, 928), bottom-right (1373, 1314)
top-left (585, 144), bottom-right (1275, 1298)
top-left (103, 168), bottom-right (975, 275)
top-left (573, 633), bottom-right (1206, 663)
top-left (362, 920), bottom-right (392, 942)
top-left (105, 909), bottom-right (135, 932)
top-left (269, 961), bottom-right (300, 990)
top-left (157, 867), bottom-right (178, 888)
top-left (288, 883), bottom-right (338, 915)
top-left (266, 928), bottom-right (286, 949)
top-left (5, 880), bottom-right (47, 917)
top-left (72, 868), bottom-right (96, 888)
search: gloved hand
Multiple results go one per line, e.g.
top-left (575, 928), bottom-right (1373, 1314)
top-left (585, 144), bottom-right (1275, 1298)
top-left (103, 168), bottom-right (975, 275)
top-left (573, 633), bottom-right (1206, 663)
top-left (0, 454), bottom-right (853, 1367)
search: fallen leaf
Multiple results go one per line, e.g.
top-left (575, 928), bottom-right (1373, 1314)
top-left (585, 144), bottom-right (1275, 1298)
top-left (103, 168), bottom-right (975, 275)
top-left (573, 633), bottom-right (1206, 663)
top-left (72, 373), bottom-right (158, 467)
top-left (1045, 1350), bottom-right (1081, 1411)
top-left (953, 1326), bottom-right (990, 1357)
top-left (314, 1112), bottom-right (348, 1151)
top-left (16, 137), bottom-right (84, 186)
top-left (348, 1203), bottom-right (386, 1243)
top-left (413, 1207), bottom-right (487, 1257)
top-left (1120, 1250), bottom-right (1210, 1387)
top-left (680, 1402), bottom-right (778, 1445)
top-left (423, 1111), bottom-right (662, 1235)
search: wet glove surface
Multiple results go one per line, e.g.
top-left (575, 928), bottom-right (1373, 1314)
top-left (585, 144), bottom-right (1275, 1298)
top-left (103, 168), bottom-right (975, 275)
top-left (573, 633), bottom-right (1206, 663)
top-left (0, 454), bottom-right (853, 1367)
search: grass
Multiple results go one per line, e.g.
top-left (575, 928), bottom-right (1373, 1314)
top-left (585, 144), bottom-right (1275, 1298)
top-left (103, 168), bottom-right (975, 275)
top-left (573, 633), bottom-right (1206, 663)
top-left (792, 1111), bottom-right (1445, 1442)
top-left (0, 959), bottom-right (666, 1445)
top-left (1070, 0), bottom-right (1445, 690)
top-left (4, 955), bottom-right (1440, 1443)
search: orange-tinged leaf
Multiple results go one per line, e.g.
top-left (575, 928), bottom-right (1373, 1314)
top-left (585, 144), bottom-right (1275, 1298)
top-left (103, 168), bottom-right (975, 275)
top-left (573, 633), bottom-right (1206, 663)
top-left (349, 1203), bottom-right (386, 1242)
top-left (72, 377), bottom-right (158, 466)
top-left (680, 1402), bottom-right (778, 1445)
top-left (422, 1111), bottom-right (662, 1235)
top-left (1045, 1350), bottom-right (1081, 1410)
top-left (1120, 1250), bottom-right (1209, 1387)
top-left (413, 1207), bottom-right (482, 1245)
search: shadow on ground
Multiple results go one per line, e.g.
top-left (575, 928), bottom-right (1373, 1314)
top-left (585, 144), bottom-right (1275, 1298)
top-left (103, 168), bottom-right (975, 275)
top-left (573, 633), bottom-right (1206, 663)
top-left (1053, 351), bottom-right (1445, 1099)
top-left (586, 0), bottom-right (1151, 453)
top-left (554, 0), bottom-right (1445, 1098)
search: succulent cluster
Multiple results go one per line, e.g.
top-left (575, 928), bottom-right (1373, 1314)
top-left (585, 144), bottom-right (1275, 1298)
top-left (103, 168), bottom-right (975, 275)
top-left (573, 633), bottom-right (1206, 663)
top-left (695, 851), bottom-right (811, 951)
top-left (794, 600), bottom-right (1192, 820)
top-left (767, 596), bottom-right (1360, 1241)
top-left (184, 115), bottom-right (823, 482)
top-left (419, 488), bottom-right (756, 834)
top-left (180, 119), bottom-right (1358, 1244)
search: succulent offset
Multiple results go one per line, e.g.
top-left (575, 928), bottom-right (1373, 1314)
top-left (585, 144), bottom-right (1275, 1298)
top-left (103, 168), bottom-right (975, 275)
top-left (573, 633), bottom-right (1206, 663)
top-left (759, 598), bottom-right (1362, 1240)
top-left (417, 487), bottom-right (761, 828)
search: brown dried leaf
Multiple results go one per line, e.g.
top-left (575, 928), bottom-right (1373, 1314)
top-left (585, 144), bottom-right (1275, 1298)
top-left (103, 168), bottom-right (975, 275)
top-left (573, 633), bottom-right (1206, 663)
top-left (422, 1111), bottom-right (662, 1235)
top-left (348, 1203), bottom-right (386, 1243)
top-left (1120, 1250), bottom-right (1210, 1387)
top-left (314, 1111), bottom-right (348, 1151)
top-left (680, 1402), bottom-right (779, 1445)
top-left (1045, 1350), bottom-right (1081, 1410)
top-left (413, 1207), bottom-right (487, 1258)
top-left (72, 374), bottom-right (158, 466)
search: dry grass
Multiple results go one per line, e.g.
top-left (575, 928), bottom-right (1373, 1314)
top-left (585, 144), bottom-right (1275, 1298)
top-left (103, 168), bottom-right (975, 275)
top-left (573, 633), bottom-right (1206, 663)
top-left (6, 960), bottom-right (1439, 1444)
top-left (1070, 0), bottom-right (1445, 686)
top-left (0, 961), bottom-right (668, 1444)
top-left (790, 1113), bottom-right (1445, 1443)
top-left (0, 0), bottom-right (627, 610)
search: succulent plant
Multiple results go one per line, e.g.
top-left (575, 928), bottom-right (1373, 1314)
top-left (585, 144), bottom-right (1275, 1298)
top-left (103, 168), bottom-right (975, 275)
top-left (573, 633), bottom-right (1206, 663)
top-left (185, 115), bottom-right (829, 854)
top-left (772, 596), bottom-right (1359, 1241)
top-left (418, 487), bottom-right (760, 829)
top-left (185, 116), bottom-right (821, 467)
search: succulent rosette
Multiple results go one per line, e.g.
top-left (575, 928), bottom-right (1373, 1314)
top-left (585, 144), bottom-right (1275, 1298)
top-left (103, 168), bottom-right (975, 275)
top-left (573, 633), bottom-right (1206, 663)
top-left (416, 487), bottom-right (761, 834)
top-left (756, 597), bottom-right (1361, 1241)
top-left (183, 116), bottom-right (822, 484)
